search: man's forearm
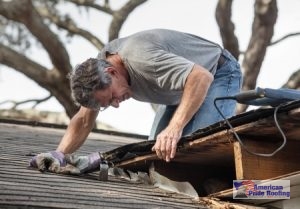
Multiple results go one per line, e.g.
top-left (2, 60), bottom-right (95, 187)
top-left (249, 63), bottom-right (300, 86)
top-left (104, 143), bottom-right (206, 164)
top-left (152, 64), bottom-right (214, 162)
top-left (168, 65), bottom-right (214, 130)
top-left (57, 107), bottom-right (99, 154)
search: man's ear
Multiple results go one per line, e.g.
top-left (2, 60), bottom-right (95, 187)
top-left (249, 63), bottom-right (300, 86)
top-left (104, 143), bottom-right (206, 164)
top-left (105, 67), bottom-right (118, 76)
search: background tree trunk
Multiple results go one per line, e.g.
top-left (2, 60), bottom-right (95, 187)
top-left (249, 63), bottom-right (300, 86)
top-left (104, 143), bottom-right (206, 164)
top-left (216, 0), bottom-right (278, 113)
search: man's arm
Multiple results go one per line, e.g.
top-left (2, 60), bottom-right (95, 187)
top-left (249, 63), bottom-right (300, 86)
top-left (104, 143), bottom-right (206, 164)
top-left (57, 106), bottom-right (99, 154)
top-left (152, 64), bottom-right (214, 162)
top-left (29, 106), bottom-right (100, 173)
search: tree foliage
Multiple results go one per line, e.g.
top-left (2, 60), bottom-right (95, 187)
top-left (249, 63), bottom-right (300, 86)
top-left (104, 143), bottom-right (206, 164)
top-left (0, 0), bottom-right (299, 117)
top-left (0, 0), bottom-right (146, 117)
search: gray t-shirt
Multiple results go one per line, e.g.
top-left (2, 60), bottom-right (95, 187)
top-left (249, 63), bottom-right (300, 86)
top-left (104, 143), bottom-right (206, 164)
top-left (98, 29), bottom-right (223, 105)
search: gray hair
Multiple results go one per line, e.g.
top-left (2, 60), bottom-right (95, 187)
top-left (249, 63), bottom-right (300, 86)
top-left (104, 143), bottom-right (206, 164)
top-left (68, 58), bottom-right (112, 109)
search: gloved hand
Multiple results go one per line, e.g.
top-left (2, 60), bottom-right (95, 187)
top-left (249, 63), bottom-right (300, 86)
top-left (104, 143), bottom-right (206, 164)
top-left (29, 151), bottom-right (66, 173)
top-left (61, 152), bottom-right (102, 175)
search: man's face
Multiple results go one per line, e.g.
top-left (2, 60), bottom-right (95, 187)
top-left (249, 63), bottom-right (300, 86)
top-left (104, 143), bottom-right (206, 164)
top-left (92, 73), bottom-right (132, 110)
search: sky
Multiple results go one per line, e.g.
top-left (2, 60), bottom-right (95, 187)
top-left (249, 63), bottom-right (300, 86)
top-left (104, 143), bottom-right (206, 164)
top-left (0, 0), bottom-right (300, 135)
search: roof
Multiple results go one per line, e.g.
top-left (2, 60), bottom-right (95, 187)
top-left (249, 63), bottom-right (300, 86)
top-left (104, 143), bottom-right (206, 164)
top-left (0, 121), bottom-right (207, 209)
top-left (1, 100), bottom-right (300, 208)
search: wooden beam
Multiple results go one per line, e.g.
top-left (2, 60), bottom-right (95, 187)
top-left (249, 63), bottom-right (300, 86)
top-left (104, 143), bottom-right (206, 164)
top-left (233, 141), bottom-right (244, 180)
top-left (233, 139), bottom-right (300, 180)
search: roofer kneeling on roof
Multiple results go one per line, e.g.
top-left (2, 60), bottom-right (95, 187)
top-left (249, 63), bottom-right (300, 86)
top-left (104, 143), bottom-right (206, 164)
top-left (29, 29), bottom-right (242, 175)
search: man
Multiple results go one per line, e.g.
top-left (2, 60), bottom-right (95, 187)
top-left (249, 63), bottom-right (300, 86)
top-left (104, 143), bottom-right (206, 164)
top-left (30, 29), bottom-right (242, 174)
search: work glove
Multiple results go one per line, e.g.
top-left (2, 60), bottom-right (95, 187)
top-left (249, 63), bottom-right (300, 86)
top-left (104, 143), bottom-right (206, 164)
top-left (29, 151), bottom-right (66, 173)
top-left (60, 152), bottom-right (102, 175)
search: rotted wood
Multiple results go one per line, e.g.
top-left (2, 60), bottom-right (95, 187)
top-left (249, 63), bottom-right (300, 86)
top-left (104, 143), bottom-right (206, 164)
top-left (115, 130), bottom-right (236, 170)
top-left (232, 112), bottom-right (300, 141)
top-left (105, 101), bottom-right (300, 198)
top-left (115, 102), bottom-right (300, 168)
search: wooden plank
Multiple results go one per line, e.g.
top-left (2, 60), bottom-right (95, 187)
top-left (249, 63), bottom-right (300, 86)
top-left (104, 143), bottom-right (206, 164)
top-left (233, 139), bottom-right (300, 180)
top-left (233, 141), bottom-right (244, 180)
top-left (116, 130), bottom-right (236, 169)
top-left (212, 171), bottom-right (300, 205)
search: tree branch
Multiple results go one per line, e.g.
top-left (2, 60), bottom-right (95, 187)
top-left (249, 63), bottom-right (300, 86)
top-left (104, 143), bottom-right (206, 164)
top-left (37, 7), bottom-right (104, 50)
top-left (64, 0), bottom-right (148, 45)
top-left (0, 42), bottom-right (54, 84)
top-left (237, 0), bottom-right (278, 113)
top-left (270, 32), bottom-right (300, 46)
top-left (108, 0), bottom-right (148, 41)
top-left (67, 0), bottom-right (114, 14)
top-left (0, 94), bottom-right (52, 109)
top-left (282, 68), bottom-right (300, 89)
top-left (0, 0), bottom-right (72, 75)
top-left (215, 0), bottom-right (240, 59)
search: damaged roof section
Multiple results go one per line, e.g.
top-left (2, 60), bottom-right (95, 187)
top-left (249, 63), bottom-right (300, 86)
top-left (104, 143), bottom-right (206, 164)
top-left (102, 100), bottom-right (300, 207)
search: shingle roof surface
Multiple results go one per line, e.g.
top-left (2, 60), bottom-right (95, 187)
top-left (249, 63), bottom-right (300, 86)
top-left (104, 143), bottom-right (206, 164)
top-left (0, 122), bottom-right (206, 209)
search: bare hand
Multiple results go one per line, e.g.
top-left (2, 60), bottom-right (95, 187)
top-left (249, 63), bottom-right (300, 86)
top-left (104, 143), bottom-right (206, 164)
top-left (151, 127), bottom-right (182, 162)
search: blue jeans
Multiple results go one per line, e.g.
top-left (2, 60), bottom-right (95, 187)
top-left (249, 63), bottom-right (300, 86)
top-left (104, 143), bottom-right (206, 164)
top-left (148, 49), bottom-right (242, 140)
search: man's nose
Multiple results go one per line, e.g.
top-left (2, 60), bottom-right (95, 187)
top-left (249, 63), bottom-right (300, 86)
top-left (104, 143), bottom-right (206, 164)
top-left (110, 99), bottom-right (120, 108)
